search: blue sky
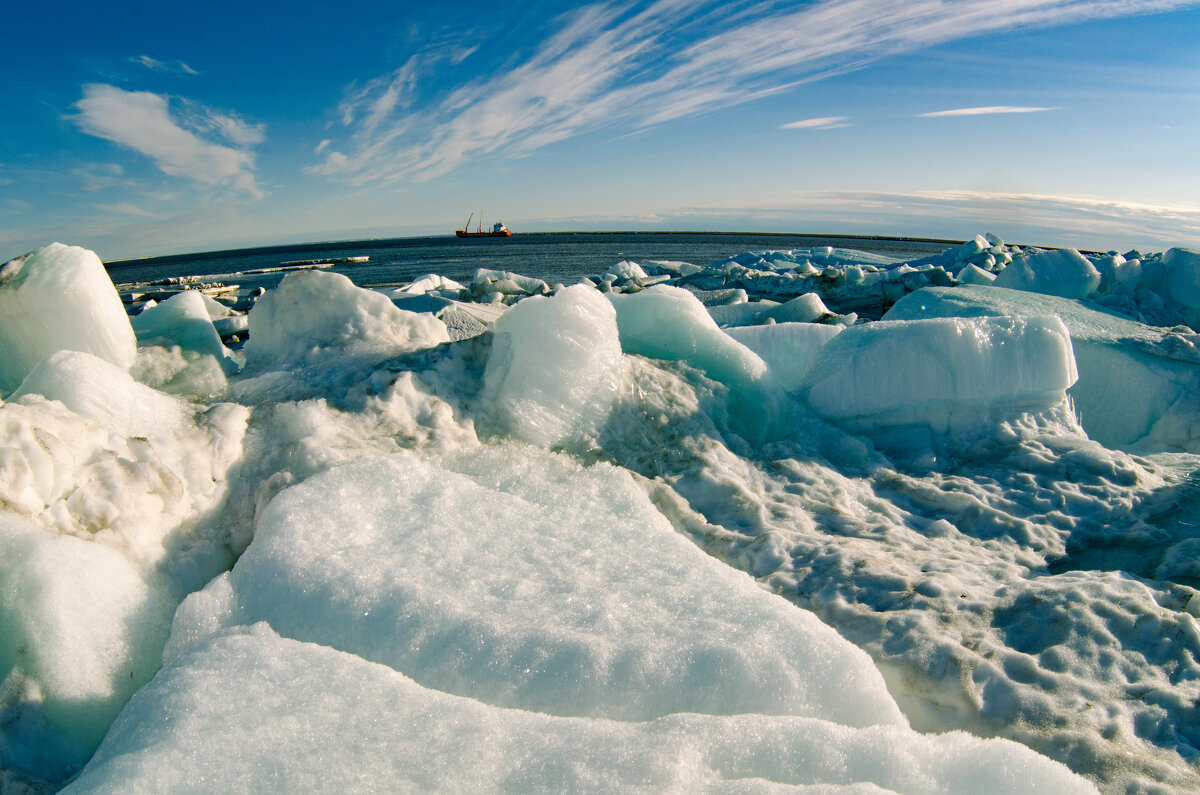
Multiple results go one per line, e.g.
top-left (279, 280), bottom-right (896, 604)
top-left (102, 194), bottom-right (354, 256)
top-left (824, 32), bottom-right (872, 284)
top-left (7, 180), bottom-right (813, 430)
top-left (2, 0), bottom-right (1198, 261)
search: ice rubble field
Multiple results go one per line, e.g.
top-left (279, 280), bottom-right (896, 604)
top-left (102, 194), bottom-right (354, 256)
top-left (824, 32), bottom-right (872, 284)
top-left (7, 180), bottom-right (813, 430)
top-left (3, 239), bottom-right (1200, 792)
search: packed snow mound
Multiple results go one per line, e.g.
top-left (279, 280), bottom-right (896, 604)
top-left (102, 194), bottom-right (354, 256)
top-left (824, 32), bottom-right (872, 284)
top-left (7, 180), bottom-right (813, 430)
top-left (65, 626), bottom-right (1098, 794)
top-left (724, 322), bottom-right (843, 391)
top-left (169, 447), bottom-right (904, 726)
top-left (244, 269), bottom-right (449, 369)
top-left (886, 285), bottom-right (1200, 452)
top-left (0, 512), bottom-right (175, 783)
top-left (800, 315), bottom-right (1077, 438)
top-left (131, 289), bottom-right (232, 367)
top-left (1, 352), bottom-right (249, 571)
top-left (483, 284), bottom-right (623, 447)
top-left (12, 350), bottom-right (192, 441)
top-left (993, 248), bottom-right (1101, 299)
top-left (610, 285), bottom-right (783, 441)
top-left (0, 243), bottom-right (136, 395)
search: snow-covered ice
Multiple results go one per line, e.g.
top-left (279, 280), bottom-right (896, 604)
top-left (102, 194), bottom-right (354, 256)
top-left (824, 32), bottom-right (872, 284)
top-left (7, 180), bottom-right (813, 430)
top-left (799, 314), bottom-right (1077, 450)
top-left (483, 285), bottom-right (622, 447)
top-left (65, 626), bottom-right (1095, 794)
top-left (0, 244), bottom-right (135, 394)
top-left (8, 238), bottom-right (1200, 793)
top-left (885, 284), bottom-right (1200, 452)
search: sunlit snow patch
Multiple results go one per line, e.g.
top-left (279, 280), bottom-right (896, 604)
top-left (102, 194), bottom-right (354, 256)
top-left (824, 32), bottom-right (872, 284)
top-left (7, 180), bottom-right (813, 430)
top-left (0, 513), bottom-right (175, 782)
top-left (166, 445), bottom-right (903, 725)
top-left (65, 625), bottom-right (1096, 793)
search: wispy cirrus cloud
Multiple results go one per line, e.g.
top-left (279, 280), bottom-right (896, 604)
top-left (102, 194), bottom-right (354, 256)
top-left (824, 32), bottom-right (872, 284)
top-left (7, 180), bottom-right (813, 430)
top-left (918, 106), bottom-right (1060, 117)
top-left (96, 202), bottom-right (165, 219)
top-left (311, 0), bottom-right (1199, 184)
top-left (782, 116), bottom-right (852, 130)
top-left (72, 84), bottom-right (264, 198)
top-left (131, 55), bottom-right (200, 76)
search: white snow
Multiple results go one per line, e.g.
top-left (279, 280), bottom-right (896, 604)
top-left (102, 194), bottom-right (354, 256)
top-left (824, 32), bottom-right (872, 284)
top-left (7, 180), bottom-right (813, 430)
top-left (11, 350), bottom-right (192, 441)
top-left (8, 237), bottom-right (1200, 793)
top-left (65, 625), bottom-right (1096, 794)
top-left (483, 284), bottom-right (623, 446)
top-left (0, 512), bottom-right (175, 781)
top-left (131, 289), bottom-right (232, 367)
top-left (993, 247), bottom-right (1101, 299)
top-left (168, 448), bottom-right (905, 725)
top-left (0, 244), bottom-right (136, 395)
top-left (244, 269), bottom-right (449, 370)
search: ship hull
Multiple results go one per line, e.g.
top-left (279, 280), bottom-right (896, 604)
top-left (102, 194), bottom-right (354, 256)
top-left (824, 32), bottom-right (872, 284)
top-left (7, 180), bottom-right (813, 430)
top-left (456, 230), bottom-right (513, 238)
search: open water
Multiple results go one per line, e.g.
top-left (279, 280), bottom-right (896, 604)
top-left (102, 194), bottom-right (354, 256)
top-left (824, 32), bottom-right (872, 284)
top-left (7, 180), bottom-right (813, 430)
top-left (103, 232), bottom-right (953, 292)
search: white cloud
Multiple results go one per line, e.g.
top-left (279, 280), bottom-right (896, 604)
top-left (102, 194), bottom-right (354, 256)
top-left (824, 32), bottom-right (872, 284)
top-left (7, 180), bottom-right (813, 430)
top-left (204, 111), bottom-right (267, 147)
top-left (918, 106), bottom-right (1060, 117)
top-left (688, 189), bottom-right (1200, 250)
top-left (96, 202), bottom-right (163, 218)
top-left (132, 55), bottom-right (200, 75)
top-left (782, 116), bottom-right (851, 130)
top-left (73, 84), bottom-right (263, 198)
top-left (314, 0), bottom-right (1199, 184)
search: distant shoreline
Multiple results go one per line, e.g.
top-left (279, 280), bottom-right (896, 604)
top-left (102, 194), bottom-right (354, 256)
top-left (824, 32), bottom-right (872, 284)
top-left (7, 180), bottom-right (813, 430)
top-left (103, 231), bottom-right (967, 267)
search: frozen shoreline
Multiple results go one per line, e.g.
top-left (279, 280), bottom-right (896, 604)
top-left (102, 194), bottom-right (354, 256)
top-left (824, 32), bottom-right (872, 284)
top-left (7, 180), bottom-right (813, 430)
top-left (4, 237), bottom-right (1200, 792)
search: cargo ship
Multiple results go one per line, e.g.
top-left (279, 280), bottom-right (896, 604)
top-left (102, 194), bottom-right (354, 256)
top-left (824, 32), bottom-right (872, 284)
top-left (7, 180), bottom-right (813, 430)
top-left (456, 213), bottom-right (512, 238)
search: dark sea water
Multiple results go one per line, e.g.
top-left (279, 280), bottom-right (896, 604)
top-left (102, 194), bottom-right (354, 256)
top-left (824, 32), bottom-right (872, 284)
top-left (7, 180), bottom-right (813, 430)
top-left (104, 232), bottom-right (954, 293)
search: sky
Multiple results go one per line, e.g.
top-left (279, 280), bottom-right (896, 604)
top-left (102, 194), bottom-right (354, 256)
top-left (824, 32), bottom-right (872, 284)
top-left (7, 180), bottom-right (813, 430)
top-left (2, 0), bottom-right (1199, 261)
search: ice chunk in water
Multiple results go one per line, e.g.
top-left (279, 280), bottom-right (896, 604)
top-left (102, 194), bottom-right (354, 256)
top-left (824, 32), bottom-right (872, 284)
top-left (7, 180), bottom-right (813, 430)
top-left (483, 284), bottom-right (622, 447)
top-left (131, 290), bottom-right (232, 367)
top-left (0, 244), bottom-right (136, 395)
top-left (956, 263), bottom-right (997, 285)
top-left (395, 273), bottom-right (465, 296)
top-left (244, 270), bottom-right (449, 369)
top-left (887, 285), bottom-right (1200, 451)
top-left (993, 248), bottom-right (1101, 299)
top-left (767, 292), bottom-right (830, 323)
top-left (1165, 247), bottom-right (1200, 314)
